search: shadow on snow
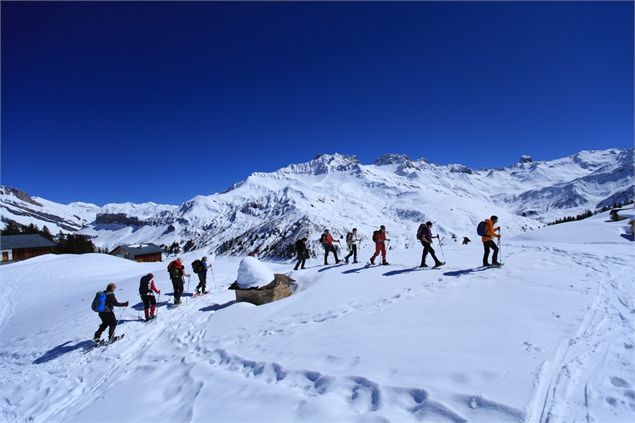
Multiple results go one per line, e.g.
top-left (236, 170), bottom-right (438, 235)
top-left (33, 340), bottom-right (95, 364)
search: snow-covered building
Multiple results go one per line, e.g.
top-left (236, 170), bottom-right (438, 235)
top-left (0, 234), bottom-right (56, 263)
top-left (110, 243), bottom-right (163, 262)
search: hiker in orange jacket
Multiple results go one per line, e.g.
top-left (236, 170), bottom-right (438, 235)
top-left (370, 225), bottom-right (390, 265)
top-left (320, 229), bottom-right (340, 265)
top-left (482, 215), bottom-right (501, 266)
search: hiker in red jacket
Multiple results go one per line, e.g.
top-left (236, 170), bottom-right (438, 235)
top-left (320, 229), bottom-right (340, 265)
top-left (168, 258), bottom-right (189, 305)
top-left (139, 273), bottom-right (160, 321)
top-left (370, 225), bottom-right (390, 265)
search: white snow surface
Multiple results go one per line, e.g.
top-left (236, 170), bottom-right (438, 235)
top-left (0, 211), bottom-right (633, 423)
top-left (236, 256), bottom-right (275, 288)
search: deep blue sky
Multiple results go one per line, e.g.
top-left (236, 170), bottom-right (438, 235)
top-left (2, 1), bottom-right (633, 205)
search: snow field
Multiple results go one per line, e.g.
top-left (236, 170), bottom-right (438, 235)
top-left (0, 212), bottom-right (633, 422)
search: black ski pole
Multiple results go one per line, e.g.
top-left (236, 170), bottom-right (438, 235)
top-left (155, 292), bottom-right (160, 320)
top-left (118, 305), bottom-right (128, 325)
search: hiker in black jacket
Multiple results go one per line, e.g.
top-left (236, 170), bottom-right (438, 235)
top-left (417, 221), bottom-right (444, 268)
top-left (194, 256), bottom-right (210, 294)
top-left (294, 238), bottom-right (309, 270)
top-left (94, 282), bottom-right (129, 342)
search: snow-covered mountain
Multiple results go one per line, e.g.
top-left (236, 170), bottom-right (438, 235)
top-left (1, 148), bottom-right (632, 256)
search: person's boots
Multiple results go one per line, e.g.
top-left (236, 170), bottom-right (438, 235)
top-left (150, 304), bottom-right (157, 318)
top-left (433, 261), bottom-right (444, 268)
top-left (144, 308), bottom-right (150, 321)
top-left (93, 330), bottom-right (102, 342)
top-left (370, 257), bottom-right (375, 265)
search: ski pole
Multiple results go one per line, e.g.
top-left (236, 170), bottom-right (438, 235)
top-left (210, 266), bottom-right (217, 290)
top-left (156, 292), bottom-right (160, 320)
top-left (438, 237), bottom-right (446, 262)
top-left (186, 275), bottom-right (191, 303)
top-left (117, 305), bottom-right (128, 325)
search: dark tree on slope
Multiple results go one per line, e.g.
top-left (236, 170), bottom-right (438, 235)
top-left (1, 221), bottom-right (22, 235)
top-left (167, 242), bottom-right (181, 255)
top-left (41, 226), bottom-right (54, 241)
top-left (183, 239), bottom-right (196, 252)
top-left (55, 234), bottom-right (96, 254)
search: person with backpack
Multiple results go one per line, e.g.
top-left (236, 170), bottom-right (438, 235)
top-left (93, 282), bottom-right (129, 342)
top-left (139, 273), bottom-right (160, 321)
top-left (370, 225), bottom-right (390, 265)
top-left (294, 237), bottom-right (309, 270)
top-left (344, 228), bottom-right (359, 264)
top-left (480, 215), bottom-right (502, 266)
top-left (320, 229), bottom-right (340, 265)
top-left (168, 258), bottom-right (189, 305)
top-left (193, 256), bottom-right (210, 295)
top-left (416, 221), bottom-right (444, 268)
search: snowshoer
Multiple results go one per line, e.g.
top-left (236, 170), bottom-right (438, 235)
top-left (481, 215), bottom-right (501, 266)
top-left (168, 258), bottom-right (189, 305)
top-left (417, 221), bottom-right (444, 268)
top-left (193, 256), bottom-right (210, 294)
top-left (94, 282), bottom-right (129, 342)
top-left (345, 228), bottom-right (359, 264)
top-left (139, 273), bottom-right (160, 321)
top-left (320, 229), bottom-right (340, 265)
top-left (294, 237), bottom-right (309, 270)
top-left (370, 225), bottom-right (389, 265)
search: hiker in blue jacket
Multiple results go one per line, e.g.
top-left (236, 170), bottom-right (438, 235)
top-left (94, 282), bottom-right (129, 342)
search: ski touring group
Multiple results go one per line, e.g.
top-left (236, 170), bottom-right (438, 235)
top-left (89, 216), bottom-right (501, 345)
top-left (293, 215), bottom-right (502, 271)
top-left (90, 255), bottom-right (215, 344)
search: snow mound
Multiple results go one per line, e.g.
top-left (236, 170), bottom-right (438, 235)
top-left (236, 257), bottom-right (275, 289)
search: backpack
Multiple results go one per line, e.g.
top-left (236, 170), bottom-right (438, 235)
top-left (477, 221), bottom-right (487, 236)
top-left (346, 232), bottom-right (353, 243)
top-left (372, 230), bottom-right (380, 242)
top-left (168, 260), bottom-right (180, 279)
top-left (192, 259), bottom-right (202, 273)
top-left (416, 224), bottom-right (425, 240)
top-left (167, 260), bottom-right (176, 273)
top-left (139, 275), bottom-right (153, 295)
top-left (91, 291), bottom-right (106, 312)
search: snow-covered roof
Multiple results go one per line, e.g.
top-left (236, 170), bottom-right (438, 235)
top-left (112, 243), bottom-right (162, 256)
top-left (0, 234), bottom-right (57, 250)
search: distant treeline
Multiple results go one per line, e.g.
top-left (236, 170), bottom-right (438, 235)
top-left (548, 200), bottom-right (634, 226)
top-left (1, 221), bottom-right (101, 254)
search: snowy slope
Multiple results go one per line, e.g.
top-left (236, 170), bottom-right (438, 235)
top-left (1, 148), bottom-right (632, 257)
top-left (0, 211), bottom-right (633, 423)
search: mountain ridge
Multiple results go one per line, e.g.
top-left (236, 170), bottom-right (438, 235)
top-left (1, 147), bottom-right (632, 257)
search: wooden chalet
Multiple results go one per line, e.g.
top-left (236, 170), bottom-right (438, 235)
top-left (0, 234), bottom-right (57, 263)
top-left (110, 243), bottom-right (163, 262)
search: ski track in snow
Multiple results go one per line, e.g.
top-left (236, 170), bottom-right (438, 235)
top-left (528, 248), bottom-right (635, 423)
top-left (0, 230), bottom-right (633, 423)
